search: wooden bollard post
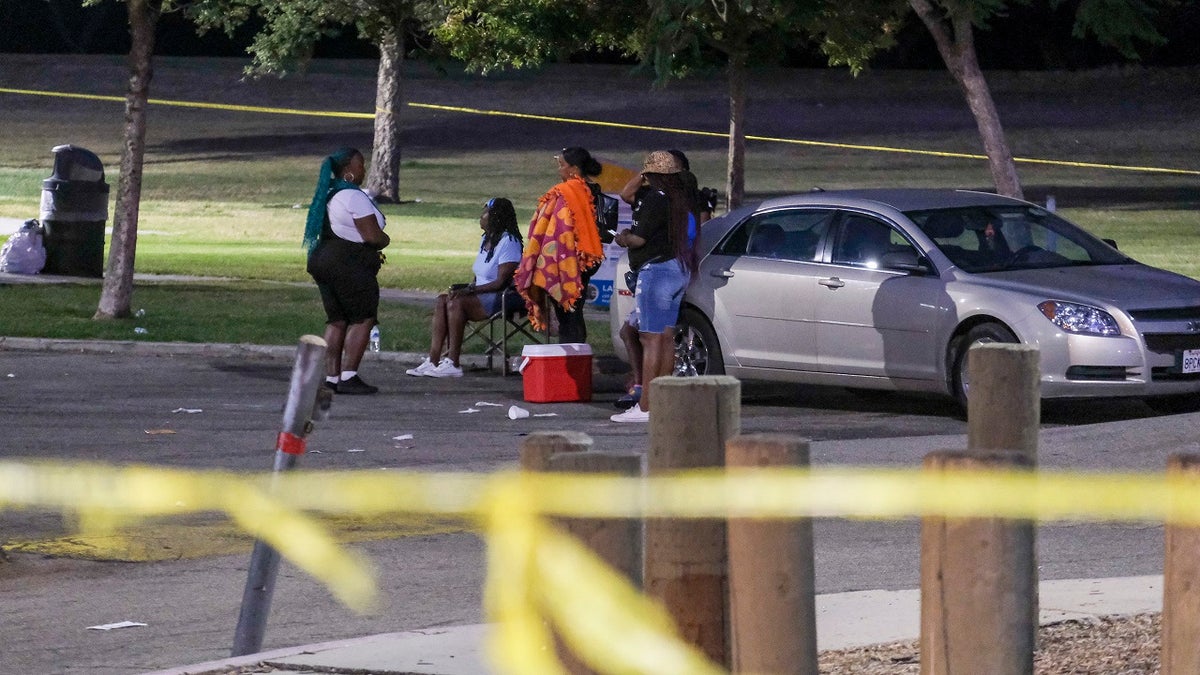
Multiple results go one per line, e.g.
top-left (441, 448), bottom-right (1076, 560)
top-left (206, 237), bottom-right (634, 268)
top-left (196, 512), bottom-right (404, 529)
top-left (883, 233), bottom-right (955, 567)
top-left (726, 434), bottom-right (817, 675)
top-left (1162, 453), bottom-right (1200, 674)
top-left (645, 375), bottom-right (741, 667)
top-left (547, 452), bottom-right (643, 588)
top-left (967, 343), bottom-right (1040, 462)
top-left (520, 430), bottom-right (591, 471)
top-left (518, 431), bottom-right (594, 675)
top-left (966, 341), bottom-right (1041, 640)
top-left (920, 450), bottom-right (1036, 675)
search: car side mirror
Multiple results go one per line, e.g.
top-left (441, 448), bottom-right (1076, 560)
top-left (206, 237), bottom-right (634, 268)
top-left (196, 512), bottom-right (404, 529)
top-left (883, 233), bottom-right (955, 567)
top-left (1102, 238), bottom-right (1118, 250)
top-left (880, 251), bottom-right (931, 275)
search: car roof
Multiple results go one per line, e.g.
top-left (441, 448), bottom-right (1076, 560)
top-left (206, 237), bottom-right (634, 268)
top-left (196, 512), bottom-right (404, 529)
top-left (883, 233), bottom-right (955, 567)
top-left (757, 188), bottom-right (1029, 213)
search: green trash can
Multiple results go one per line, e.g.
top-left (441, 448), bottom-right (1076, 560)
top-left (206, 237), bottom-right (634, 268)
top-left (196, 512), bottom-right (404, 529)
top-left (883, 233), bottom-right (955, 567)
top-left (39, 145), bottom-right (109, 277)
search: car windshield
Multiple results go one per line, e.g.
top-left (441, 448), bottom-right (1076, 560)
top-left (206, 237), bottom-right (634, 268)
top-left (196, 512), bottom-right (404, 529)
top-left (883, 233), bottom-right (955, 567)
top-left (905, 205), bottom-right (1132, 273)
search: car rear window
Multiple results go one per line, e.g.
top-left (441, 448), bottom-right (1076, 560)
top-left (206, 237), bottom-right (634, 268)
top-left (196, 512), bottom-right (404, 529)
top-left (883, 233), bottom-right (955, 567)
top-left (717, 208), bottom-right (835, 261)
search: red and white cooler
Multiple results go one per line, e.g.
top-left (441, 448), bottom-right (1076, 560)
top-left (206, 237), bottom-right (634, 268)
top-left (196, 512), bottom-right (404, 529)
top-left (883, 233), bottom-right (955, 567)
top-left (518, 343), bottom-right (593, 403)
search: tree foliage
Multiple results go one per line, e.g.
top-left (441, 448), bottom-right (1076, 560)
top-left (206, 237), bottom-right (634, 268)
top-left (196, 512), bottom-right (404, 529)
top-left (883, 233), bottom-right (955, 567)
top-left (641, 0), bottom-right (902, 78)
top-left (1067, 0), bottom-right (1168, 58)
top-left (191, 0), bottom-right (439, 76)
top-left (438, 0), bottom-right (905, 208)
top-left (437, 0), bottom-right (630, 73)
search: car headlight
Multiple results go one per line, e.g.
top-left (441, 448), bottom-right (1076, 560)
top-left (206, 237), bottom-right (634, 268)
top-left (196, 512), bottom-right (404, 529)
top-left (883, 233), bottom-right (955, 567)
top-left (1037, 301), bottom-right (1121, 336)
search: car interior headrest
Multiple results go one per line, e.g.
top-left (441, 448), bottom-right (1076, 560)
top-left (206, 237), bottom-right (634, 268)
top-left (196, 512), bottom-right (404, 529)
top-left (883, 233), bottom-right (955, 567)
top-left (748, 223), bottom-right (785, 254)
top-left (920, 212), bottom-right (965, 239)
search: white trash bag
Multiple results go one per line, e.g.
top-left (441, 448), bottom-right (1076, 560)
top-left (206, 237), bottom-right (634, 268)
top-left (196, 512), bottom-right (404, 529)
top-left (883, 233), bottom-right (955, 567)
top-left (0, 219), bottom-right (47, 274)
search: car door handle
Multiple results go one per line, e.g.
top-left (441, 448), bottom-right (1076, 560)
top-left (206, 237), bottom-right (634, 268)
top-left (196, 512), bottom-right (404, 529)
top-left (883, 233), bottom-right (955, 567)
top-left (818, 277), bottom-right (845, 289)
top-left (712, 269), bottom-right (735, 278)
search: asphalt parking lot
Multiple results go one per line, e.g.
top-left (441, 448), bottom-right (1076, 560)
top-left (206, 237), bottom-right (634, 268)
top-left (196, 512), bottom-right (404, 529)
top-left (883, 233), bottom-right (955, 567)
top-left (0, 339), bottom-right (1190, 673)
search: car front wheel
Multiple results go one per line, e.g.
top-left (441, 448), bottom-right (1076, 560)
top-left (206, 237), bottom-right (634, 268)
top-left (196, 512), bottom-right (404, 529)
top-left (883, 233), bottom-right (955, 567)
top-left (950, 322), bottom-right (1019, 412)
top-left (674, 308), bottom-right (725, 377)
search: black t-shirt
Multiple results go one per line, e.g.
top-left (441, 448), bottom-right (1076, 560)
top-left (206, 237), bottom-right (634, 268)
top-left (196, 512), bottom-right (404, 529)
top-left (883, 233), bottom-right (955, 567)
top-left (629, 185), bottom-right (674, 270)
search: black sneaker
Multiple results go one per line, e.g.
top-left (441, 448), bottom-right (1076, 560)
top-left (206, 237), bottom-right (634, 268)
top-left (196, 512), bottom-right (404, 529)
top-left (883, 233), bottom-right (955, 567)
top-left (338, 375), bottom-right (379, 395)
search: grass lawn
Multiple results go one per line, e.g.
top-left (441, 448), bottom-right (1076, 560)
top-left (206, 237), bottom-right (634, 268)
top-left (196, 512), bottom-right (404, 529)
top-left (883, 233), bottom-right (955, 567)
top-left (0, 281), bottom-right (612, 354)
top-left (1, 56), bottom-right (1198, 352)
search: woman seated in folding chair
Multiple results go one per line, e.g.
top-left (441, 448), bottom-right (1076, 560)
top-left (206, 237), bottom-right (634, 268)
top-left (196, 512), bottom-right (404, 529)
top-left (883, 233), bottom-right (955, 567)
top-left (407, 197), bottom-right (524, 378)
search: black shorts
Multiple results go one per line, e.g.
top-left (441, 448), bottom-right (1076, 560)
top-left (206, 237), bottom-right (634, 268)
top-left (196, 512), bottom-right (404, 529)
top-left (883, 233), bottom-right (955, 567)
top-left (307, 237), bottom-right (381, 325)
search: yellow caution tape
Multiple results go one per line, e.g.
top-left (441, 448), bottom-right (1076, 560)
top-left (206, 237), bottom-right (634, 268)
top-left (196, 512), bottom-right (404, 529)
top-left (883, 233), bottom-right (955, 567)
top-left (0, 86), bottom-right (372, 119)
top-left (481, 474), bottom-right (722, 674)
top-left (3, 86), bottom-right (1198, 176)
top-left (7, 460), bottom-right (1200, 674)
top-left (0, 462), bottom-right (376, 610)
top-left (409, 101), bottom-right (1200, 176)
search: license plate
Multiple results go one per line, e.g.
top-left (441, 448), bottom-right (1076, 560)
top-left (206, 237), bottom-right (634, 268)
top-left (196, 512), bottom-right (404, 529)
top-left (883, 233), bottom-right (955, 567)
top-left (1182, 349), bottom-right (1200, 374)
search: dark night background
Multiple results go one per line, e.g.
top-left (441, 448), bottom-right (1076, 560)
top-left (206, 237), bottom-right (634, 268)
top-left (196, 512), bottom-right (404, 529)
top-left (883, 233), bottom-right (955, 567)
top-left (0, 0), bottom-right (1198, 69)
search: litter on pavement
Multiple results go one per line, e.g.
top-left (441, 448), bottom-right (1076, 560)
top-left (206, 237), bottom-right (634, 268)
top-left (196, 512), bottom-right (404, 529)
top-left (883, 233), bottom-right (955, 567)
top-left (86, 621), bottom-right (147, 631)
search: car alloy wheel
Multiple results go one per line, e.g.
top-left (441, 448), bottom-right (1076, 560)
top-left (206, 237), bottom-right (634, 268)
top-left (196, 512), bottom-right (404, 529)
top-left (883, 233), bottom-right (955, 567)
top-left (951, 321), bottom-right (1019, 411)
top-left (674, 308), bottom-right (724, 377)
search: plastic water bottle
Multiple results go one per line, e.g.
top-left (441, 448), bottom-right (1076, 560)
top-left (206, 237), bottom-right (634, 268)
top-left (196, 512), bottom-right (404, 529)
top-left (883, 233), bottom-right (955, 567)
top-left (369, 325), bottom-right (381, 353)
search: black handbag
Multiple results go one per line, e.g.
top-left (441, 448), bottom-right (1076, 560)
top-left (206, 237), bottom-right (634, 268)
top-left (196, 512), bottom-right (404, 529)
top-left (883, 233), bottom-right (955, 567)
top-left (598, 193), bottom-right (619, 231)
top-left (593, 186), bottom-right (619, 242)
top-left (624, 269), bottom-right (638, 294)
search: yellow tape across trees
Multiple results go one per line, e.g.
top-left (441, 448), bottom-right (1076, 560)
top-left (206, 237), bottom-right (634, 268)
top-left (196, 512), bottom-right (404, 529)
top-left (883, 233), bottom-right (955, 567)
top-left (5, 460), bottom-right (1200, 674)
top-left (2, 86), bottom-right (1199, 176)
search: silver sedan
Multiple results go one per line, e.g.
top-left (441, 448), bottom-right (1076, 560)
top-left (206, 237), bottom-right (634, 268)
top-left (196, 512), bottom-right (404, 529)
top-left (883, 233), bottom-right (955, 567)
top-left (609, 189), bottom-right (1200, 412)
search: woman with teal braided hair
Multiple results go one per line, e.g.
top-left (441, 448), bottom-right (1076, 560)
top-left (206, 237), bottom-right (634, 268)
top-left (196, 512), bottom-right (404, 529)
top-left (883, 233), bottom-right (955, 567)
top-left (305, 148), bottom-right (390, 395)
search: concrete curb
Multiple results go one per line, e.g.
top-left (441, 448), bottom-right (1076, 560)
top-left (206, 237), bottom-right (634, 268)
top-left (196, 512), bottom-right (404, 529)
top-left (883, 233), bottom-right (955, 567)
top-left (0, 334), bottom-right (435, 364)
top-left (136, 628), bottom-right (467, 675)
top-left (0, 336), bottom-right (630, 376)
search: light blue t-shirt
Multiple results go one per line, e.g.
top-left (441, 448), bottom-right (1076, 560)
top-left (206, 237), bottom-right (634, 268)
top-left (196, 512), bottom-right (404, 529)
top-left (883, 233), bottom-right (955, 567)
top-left (472, 232), bottom-right (522, 286)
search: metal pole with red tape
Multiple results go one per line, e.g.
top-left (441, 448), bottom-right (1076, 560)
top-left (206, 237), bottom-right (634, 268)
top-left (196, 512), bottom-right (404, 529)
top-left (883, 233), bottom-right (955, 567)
top-left (232, 335), bottom-right (329, 656)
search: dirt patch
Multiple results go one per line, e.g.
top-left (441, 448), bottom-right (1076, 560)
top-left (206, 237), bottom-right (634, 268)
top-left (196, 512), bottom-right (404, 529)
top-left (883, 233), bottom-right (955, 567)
top-left (819, 614), bottom-right (1160, 674)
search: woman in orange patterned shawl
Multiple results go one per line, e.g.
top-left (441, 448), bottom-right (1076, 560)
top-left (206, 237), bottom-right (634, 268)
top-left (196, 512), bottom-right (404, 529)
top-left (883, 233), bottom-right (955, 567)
top-left (514, 147), bottom-right (605, 339)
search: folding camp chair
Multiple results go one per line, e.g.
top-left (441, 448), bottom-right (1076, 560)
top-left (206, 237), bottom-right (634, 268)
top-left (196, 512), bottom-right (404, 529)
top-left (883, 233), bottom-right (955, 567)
top-left (464, 285), bottom-right (550, 374)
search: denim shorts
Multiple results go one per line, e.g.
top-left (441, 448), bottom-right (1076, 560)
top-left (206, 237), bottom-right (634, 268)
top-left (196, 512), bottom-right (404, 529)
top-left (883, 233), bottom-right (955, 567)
top-left (634, 258), bottom-right (688, 334)
top-left (475, 291), bottom-right (501, 315)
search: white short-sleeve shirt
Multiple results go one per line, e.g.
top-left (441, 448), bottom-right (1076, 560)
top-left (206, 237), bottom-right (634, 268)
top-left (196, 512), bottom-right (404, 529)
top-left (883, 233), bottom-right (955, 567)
top-left (327, 189), bottom-right (386, 242)
top-left (472, 233), bottom-right (523, 286)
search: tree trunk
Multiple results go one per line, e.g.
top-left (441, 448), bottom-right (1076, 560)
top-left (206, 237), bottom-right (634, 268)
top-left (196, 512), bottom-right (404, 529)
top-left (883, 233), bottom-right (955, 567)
top-left (908, 0), bottom-right (1023, 199)
top-left (365, 27), bottom-right (403, 204)
top-left (725, 51), bottom-right (747, 211)
top-left (95, 0), bottom-right (159, 320)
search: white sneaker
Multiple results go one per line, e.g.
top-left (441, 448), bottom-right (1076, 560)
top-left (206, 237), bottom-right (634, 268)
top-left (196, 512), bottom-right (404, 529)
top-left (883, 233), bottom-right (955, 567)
top-left (428, 360), bottom-right (464, 378)
top-left (406, 357), bottom-right (438, 377)
top-left (610, 407), bottom-right (649, 423)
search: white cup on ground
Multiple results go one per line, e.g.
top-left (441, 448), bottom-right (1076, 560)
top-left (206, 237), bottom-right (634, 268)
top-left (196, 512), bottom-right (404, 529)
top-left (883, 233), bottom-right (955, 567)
top-left (508, 405), bottom-right (530, 420)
